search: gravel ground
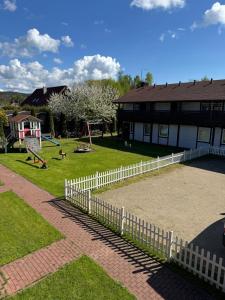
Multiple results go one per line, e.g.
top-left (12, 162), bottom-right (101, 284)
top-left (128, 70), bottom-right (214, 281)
top-left (99, 157), bottom-right (225, 258)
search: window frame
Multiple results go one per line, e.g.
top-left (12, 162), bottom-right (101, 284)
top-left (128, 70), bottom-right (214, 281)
top-left (221, 129), bottom-right (225, 145)
top-left (197, 127), bottom-right (211, 143)
top-left (159, 124), bottom-right (169, 138)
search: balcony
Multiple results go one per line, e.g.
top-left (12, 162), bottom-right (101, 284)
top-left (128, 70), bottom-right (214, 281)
top-left (117, 110), bottom-right (225, 127)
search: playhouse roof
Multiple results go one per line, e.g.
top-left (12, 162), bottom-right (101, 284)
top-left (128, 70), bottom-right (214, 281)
top-left (10, 114), bottom-right (41, 123)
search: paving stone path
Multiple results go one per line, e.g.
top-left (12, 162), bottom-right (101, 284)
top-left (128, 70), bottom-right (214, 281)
top-left (0, 164), bottom-right (215, 299)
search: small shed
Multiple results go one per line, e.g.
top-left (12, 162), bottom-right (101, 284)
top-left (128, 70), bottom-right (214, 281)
top-left (9, 114), bottom-right (42, 146)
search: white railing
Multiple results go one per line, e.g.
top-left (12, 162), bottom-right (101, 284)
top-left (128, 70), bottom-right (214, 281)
top-left (68, 147), bottom-right (209, 192)
top-left (65, 184), bottom-right (225, 292)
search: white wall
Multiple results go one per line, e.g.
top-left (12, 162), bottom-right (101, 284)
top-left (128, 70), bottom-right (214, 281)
top-left (158, 137), bottom-right (168, 145)
top-left (152, 124), bottom-right (158, 144)
top-left (134, 123), bottom-right (143, 142)
top-left (154, 102), bottom-right (171, 111)
top-left (214, 128), bottom-right (222, 147)
top-left (179, 125), bottom-right (197, 149)
top-left (168, 125), bottom-right (178, 147)
top-left (144, 135), bottom-right (150, 143)
top-left (181, 102), bottom-right (200, 111)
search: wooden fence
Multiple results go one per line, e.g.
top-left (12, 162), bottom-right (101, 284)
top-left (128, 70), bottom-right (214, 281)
top-left (65, 184), bottom-right (225, 292)
top-left (67, 147), bottom-right (209, 192)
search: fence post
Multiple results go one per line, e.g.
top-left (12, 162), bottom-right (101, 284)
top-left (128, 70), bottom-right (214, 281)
top-left (157, 156), bottom-right (160, 170)
top-left (64, 179), bottom-right (68, 200)
top-left (88, 189), bottom-right (91, 215)
top-left (172, 153), bottom-right (174, 164)
top-left (120, 206), bottom-right (125, 235)
top-left (168, 231), bottom-right (174, 260)
top-left (120, 166), bottom-right (123, 180)
top-left (95, 172), bottom-right (99, 189)
top-left (140, 160), bottom-right (143, 174)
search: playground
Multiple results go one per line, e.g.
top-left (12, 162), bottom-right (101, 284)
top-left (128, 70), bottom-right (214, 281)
top-left (0, 136), bottom-right (178, 196)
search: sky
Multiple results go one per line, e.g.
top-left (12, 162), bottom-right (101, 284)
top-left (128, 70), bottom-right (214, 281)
top-left (0, 0), bottom-right (225, 92)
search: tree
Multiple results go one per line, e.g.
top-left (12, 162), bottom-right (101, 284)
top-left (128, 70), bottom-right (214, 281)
top-left (134, 75), bottom-right (141, 88)
top-left (0, 109), bottom-right (7, 141)
top-left (48, 83), bottom-right (119, 124)
top-left (49, 112), bottom-right (55, 137)
top-left (145, 72), bottom-right (153, 86)
top-left (201, 76), bottom-right (209, 81)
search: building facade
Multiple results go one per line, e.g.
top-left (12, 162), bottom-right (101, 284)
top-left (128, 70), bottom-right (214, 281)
top-left (116, 79), bottom-right (225, 149)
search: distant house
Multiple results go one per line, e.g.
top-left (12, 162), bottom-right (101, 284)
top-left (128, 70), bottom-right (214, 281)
top-left (115, 79), bottom-right (225, 149)
top-left (22, 86), bottom-right (68, 106)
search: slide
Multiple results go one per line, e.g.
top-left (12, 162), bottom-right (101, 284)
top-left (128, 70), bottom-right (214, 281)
top-left (41, 135), bottom-right (60, 146)
top-left (27, 147), bottom-right (47, 169)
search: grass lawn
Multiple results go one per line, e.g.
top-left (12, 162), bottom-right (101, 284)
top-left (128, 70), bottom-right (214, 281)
top-left (0, 136), bottom-right (179, 197)
top-left (10, 256), bottom-right (135, 300)
top-left (0, 191), bottom-right (62, 266)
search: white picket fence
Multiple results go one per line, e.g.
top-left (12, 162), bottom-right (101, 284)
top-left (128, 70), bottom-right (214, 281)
top-left (68, 147), bottom-right (210, 192)
top-left (64, 184), bottom-right (225, 292)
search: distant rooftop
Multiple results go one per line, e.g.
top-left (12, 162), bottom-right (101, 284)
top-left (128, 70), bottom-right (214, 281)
top-left (115, 79), bottom-right (225, 103)
top-left (22, 86), bottom-right (68, 106)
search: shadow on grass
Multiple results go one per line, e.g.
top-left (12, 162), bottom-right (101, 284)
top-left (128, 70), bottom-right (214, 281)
top-left (79, 136), bottom-right (182, 158)
top-left (16, 160), bottom-right (40, 169)
top-left (47, 197), bottom-right (216, 300)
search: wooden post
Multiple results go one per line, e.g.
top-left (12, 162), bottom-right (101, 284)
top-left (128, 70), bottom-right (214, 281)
top-left (120, 206), bottom-right (125, 235)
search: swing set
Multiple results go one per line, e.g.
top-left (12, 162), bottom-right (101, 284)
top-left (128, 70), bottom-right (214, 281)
top-left (75, 120), bottom-right (103, 153)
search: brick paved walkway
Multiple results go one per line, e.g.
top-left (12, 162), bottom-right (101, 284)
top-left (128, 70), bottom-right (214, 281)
top-left (0, 164), bottom-right (214, 299)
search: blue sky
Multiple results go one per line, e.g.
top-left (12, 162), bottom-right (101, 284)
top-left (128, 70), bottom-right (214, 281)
top-left (0, 0), bottom-right (225, 92)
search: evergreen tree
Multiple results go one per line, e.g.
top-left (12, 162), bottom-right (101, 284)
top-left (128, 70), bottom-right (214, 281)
top-left (49, 112), bottom-right (55, 137)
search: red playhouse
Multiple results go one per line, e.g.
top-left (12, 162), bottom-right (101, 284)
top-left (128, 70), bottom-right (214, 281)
top-left (9, 114), bottom-right (42, 148)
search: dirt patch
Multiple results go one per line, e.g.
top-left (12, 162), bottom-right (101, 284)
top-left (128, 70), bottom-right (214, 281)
top-left (99, 157), bottom-right (225, 258)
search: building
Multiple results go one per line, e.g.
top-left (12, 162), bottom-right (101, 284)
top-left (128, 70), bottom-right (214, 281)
top-left (22, 86), bottom-right (68, 106)
top-left (9, 114), bottom-right (42, 147)
top-left (115, 79), bottom-right (225, 149)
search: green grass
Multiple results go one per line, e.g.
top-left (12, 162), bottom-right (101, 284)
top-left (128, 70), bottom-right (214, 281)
top-left (0, 136), bottom-right (179, 197)
top-left (0, 191), bottom-right (62, 266)
top-left (10, 256), bottom-right (135, 300)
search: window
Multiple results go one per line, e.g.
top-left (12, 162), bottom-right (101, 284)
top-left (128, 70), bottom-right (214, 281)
top-left (221, 129), bottom-right (225, 145)
top-left (146, 103), bottom-right (151, 112)
top-left (159, 125), bottom-right (169, 138)
top-left (144, 124), bottom-right (151, 136)
top-left (198, 127), bottom-right (211, 143)
top-left (133, 104), bottom-right (141, 111)
top-left (122, 103), bottom-right (133, 111)
top-left (201, 102), bottom-right (223, 111)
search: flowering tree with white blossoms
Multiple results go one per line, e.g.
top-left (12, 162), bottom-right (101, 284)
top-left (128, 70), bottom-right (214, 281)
top-left (48, 83), bottom-right (119, 123)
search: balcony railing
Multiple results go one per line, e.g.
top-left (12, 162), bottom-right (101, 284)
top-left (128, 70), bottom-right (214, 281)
top-left (117, 110), bottom-right (225, 127)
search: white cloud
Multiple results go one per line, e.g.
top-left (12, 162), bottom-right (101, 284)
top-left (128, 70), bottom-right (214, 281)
top-left (130, 0), bottom-right (185, 10)
top-left (0, 28), bottom-right (60, 57)
top-left (104, 28), bottom-right (112, 33)
top-left (192, 2), bottom-right (225, 30)
top-left (53, 58), bottom-right (63, 64)
top-left (0, 55), bottom-right (121, 92)
top-left (203, 2), bottom-right (225, 26)
top-left (61, 35), bottom-right (74, 47)
top-left (3, 0), bottom-right (17, 12)
top-left (61, 22), bottom-right (69, 26)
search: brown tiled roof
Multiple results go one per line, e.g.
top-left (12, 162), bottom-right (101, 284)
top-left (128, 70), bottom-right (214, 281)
top-left (10, 114), bottom-right (41, 123)
top-left (22, 86), bottom-right (68, 106)
top-left (115, 79), bottom-right (225, 103)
